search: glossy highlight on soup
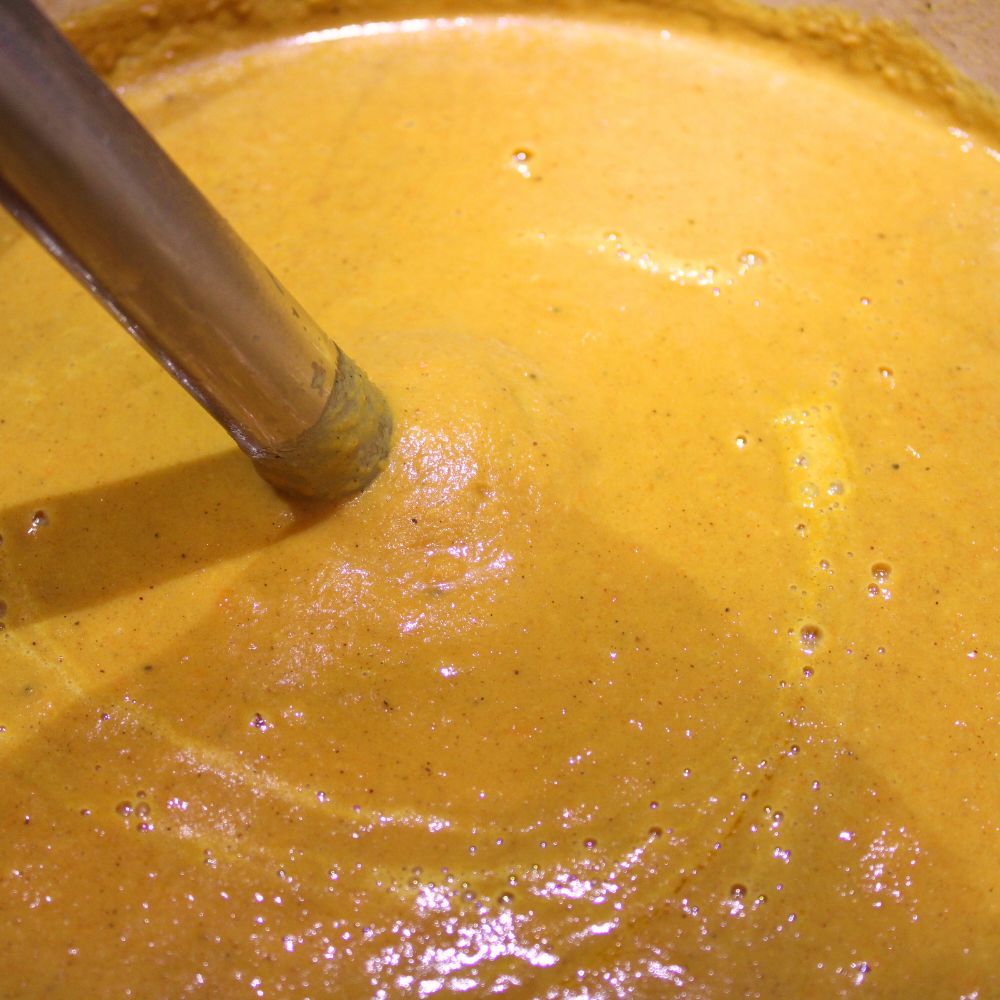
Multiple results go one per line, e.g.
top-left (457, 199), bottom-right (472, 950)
top-left (0, 1), bottom-right (997, 995)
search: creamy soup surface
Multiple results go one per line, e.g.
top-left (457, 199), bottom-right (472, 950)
top-left (0, 3), bottom-right (997, 996)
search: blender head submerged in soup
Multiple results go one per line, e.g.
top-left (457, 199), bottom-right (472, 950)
top-left (0, 0), bottom-right (997, 995)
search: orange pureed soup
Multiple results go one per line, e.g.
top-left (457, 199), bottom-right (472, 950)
top-left (0, 1), bottom-right (998, 995)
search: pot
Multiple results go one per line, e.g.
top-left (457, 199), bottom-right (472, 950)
top-left (41, 0), bottom-right (1000, 93)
